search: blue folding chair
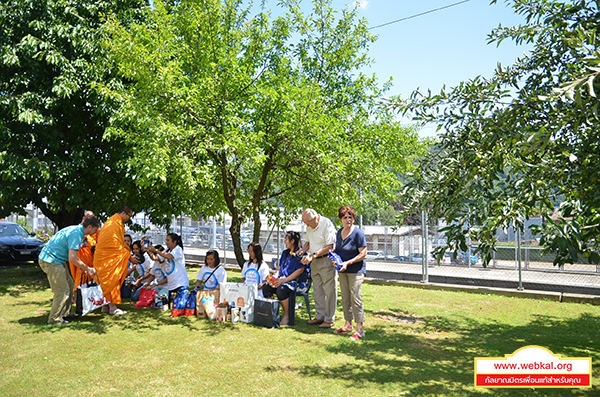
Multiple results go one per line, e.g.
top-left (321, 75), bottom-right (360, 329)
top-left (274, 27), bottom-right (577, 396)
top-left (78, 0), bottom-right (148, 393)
top-left (288, 276), bottom-right (312, 326)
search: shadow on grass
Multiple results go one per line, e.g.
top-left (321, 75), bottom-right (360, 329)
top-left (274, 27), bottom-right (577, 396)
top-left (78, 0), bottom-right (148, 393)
top-left (14, 299), bottom-right (249, 337)
top-left (267, 309), bottom-right (600, 396)
top-left (0, 266), bottom-right (49, 297)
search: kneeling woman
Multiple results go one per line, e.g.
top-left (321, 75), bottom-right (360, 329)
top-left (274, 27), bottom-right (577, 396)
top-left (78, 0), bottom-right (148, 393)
top-left (262, 231), bottom-right (309, 326)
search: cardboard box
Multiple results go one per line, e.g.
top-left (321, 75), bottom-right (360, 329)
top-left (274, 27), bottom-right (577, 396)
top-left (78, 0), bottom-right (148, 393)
top-left (221, 282), bottom-right (257, 323)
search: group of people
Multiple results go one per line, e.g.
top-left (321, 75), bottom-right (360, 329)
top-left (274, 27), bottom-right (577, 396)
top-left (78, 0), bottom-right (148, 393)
top-left (40, 205), bottom-right (134, 323)
top-left (39, 204), bottom-right (368, 340)
top-left (298, 207), bottom-right (367, 341)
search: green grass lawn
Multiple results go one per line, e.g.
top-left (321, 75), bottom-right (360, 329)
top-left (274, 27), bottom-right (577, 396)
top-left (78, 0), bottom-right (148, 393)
top-left (1, 264), bottom-right (599, 396)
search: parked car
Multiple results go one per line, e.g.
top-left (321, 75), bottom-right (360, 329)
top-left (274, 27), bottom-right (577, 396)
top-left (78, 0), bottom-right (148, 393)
top-left (410, 253), bottom-right (423, 262)
top-left (397, 255), bottom-right (410, 262)
top-left (366, 250), bottom-right (385, 260)
top-left (0, 222), bottom-right (45, 263)
top-left (428, 253), bottom-right (452, 265)
top-left (374, 255), bottom-right (396, 261)
top-left (455, 250), bottom-right (480, 265)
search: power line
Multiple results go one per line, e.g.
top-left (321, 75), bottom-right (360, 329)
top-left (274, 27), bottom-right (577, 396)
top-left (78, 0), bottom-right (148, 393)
top-left (368, 0), bottom-right (472, 30)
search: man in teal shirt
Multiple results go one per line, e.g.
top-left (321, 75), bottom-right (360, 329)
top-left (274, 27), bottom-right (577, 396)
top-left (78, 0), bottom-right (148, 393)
top-left (39, 216), bottom-right (100, 324)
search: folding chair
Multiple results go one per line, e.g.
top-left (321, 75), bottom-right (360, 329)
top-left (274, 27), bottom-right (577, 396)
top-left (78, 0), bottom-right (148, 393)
top-left (288, 276), bottom-right (312, 326)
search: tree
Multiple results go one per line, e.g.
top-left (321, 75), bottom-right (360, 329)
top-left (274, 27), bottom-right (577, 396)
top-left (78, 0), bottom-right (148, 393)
top-left (104, 0), bottom-right (426, 266)
top-left (390, 0), bottom-right (600, 265)
top-left (0, 0), bottom-right (148, 229)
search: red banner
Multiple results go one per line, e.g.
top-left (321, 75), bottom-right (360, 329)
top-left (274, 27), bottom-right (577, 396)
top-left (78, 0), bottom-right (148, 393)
top-left (476, 374), bottom-right (591, 387)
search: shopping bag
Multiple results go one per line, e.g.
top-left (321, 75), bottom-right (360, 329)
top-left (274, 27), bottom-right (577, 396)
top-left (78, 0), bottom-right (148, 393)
top-left (184, 289), bottom-right (197, 317)
top-left (135, 287), bottom-right (157, 308)
top-left (221, 282), bottom-right (257, 323)
top-left (196, 289), bottom-right (220, 318)
top-left (153, 287), bottom-right (169, 310)
top-left (75, 281), bottom-right (107, 316)
top-left (253, 298), bottom-right (280, 328)
top-left (201, 295), bottom-right (217, 320)
top-left (171, 288), bottom-right (189, 317)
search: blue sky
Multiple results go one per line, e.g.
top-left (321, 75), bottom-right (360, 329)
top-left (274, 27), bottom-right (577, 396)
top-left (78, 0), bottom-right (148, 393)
top-left (264, 0), bottom-right (530, 137)
top-left (351, 0), bottom-right (530, 136)
top-left (257, 0), bottom-right (530, 136)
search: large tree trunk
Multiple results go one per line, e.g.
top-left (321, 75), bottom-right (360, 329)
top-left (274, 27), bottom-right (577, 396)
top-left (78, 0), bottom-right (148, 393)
top-left (252, 206), bottom-right (261, 244)
top-left (229, 215), bottom-right (245, 269)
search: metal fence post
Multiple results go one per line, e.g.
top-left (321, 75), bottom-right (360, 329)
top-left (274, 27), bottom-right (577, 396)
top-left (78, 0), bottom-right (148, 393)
top-left (516, 221), bottom-right (524, 291)
top-left (222, 212), bottom-right (226, 264)
top-left (421, 210), bottom-right (429, 283)
top-left (384, 226), bottom-right (388, 257)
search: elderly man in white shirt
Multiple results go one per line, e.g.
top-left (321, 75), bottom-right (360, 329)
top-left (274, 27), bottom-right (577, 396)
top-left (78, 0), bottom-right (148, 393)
top-left (300, 208), bottom-right (337, 328)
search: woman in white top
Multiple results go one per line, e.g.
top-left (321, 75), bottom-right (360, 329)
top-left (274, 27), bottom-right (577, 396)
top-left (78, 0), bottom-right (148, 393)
top-left (129, 240), bottom-right (154, 301)
top-left (241, 242), bottom-right (269, 298)
top-left (128, 240), bottom-right (153, 278)
top-left (135, 244), bottom-right (168, 292)
top-left (144, 233), bottom-right (188, 307)
top-left (195, 250), bottom-right (227, 291)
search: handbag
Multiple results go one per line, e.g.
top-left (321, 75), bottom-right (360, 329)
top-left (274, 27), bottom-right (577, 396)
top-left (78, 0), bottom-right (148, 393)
top-left (75, 277), bottom-right (107, 316)
top-left (253, 298), bottom-right (280, 328)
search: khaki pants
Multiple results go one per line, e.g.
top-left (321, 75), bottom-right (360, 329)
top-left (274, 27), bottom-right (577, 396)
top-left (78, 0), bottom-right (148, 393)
top-left (339, 272), bottom-right (365, 323)
top-left (310, 256), bottom-right (337, 323)
top-left (39, 259), bottom-right (74, 324)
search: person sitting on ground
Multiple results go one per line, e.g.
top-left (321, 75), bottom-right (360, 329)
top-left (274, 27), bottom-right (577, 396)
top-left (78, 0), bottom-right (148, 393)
top-left (129, 240), bottom-right (154, 301)
top-left (135, 244), bottom-right (167, 290)
top-left (241, 242), bottom-right (269, 298)
top-left (143, 233), bottom-right (188, 309)
top-left (262, 231), bottom-right (309, 326)
top-left (124, 234), bottom-right (133, 251)
top-left (195, 250), bottom-right (227, 291)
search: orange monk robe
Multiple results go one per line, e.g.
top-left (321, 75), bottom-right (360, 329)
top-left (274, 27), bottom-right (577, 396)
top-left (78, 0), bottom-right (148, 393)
top-left (69, 232), bottom-right (99, 292)
top-left (93, 214), bottom-right (130, 305)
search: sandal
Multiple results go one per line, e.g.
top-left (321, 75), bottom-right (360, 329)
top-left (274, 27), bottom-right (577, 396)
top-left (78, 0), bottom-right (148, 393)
top-left (109, 308), bottom-right (127, 315)
top-left (333, 328), bottom-right (352, 334)
top-left (349, 333), bottom-right (364, 341)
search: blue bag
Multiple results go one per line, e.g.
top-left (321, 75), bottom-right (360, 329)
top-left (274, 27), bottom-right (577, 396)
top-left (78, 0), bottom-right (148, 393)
top-left (171, 288), bottom-right (189, 317)
top-left (184, 289), bottom-right (197, 316)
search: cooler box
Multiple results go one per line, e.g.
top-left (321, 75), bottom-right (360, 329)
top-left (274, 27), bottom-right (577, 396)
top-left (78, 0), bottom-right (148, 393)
top-left (221, 282), bottom-right (258, 323)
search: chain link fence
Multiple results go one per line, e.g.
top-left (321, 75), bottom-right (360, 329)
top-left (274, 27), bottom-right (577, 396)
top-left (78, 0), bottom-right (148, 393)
top-left (7, 209), bottom-right (600, 294)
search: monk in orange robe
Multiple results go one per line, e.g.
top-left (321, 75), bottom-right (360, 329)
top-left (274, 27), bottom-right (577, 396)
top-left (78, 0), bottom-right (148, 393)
top-left (70, 233), bottom-right (99, 288)
top-left (93, 205), bottom-right (139, 315)
top-left (70, 211), bottom-right (99, 292)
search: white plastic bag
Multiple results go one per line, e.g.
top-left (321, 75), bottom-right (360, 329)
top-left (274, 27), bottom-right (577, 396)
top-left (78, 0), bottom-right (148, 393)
top-left (75, 281), bottom-right (107, 316)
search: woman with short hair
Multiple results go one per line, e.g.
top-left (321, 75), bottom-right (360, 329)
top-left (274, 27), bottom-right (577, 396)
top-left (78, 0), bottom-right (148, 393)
top-left (331, 205), bottom-right (367, 340)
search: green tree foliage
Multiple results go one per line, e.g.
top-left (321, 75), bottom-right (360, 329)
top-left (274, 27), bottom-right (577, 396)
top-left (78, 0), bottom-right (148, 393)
top-left (391, 0), bottom-right (600, 265)
top-left (104, 0), bottom-right (425, 266)
top-left (0, 0), bottom-right (148, 229)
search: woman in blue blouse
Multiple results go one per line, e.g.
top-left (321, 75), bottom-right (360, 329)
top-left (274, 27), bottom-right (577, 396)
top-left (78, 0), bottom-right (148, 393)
top-left (262, 231), bottom-right (309, 325)
top-left (331, 206), bottom-right (367, 340)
